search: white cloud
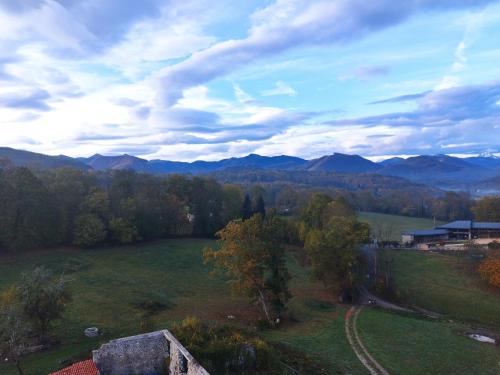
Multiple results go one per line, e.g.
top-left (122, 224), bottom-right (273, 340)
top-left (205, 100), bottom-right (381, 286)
top-left (435, 10), bottom-right (490, 90)
top-left (261, 81), bottom-right (297, 97)
top-left (232, 83), bottom-right (254, 104)
top-left (0, 0), bottom-right (499, 160)
top-left (98, 4), bottom-right (217, 80)
top-left (158, 0), bottom-right (495, 106)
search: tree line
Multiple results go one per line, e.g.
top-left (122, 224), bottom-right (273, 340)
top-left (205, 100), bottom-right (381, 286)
top-left (211, 168), bottom-right (475, 221)
top-left (0, 167), bottom-right (270, 252)
top-left (1, 165), bottom-right (496, 253)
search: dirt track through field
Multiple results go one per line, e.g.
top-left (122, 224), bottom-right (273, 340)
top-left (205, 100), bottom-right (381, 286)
top-left (345, 306), bottom-right (390, 375)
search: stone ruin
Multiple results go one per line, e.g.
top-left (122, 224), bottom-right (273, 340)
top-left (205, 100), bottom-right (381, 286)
top-left (92, 329), bottom-right (210, 375)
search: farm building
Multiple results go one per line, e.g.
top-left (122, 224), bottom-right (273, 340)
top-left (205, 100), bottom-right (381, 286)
top-left (402, 220), bottom-right (500, 246)
top-left (435, 221), bottom-right (500, 241)
top-left (401, 229), bottom-right (449, 246)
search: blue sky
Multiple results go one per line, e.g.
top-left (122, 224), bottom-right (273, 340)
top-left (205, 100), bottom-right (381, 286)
top-left (0, 0), bottom-right (499, 161)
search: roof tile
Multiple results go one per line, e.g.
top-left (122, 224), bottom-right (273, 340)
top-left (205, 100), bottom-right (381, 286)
top-left (50, 360), bottom-right (99, 375)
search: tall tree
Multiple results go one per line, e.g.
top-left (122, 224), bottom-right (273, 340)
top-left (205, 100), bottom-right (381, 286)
top-left (189, 177), bottom-right (224, 237)
top-left (43, 168), bottom-right (94, 245)
top-left (241, 194), bottom-right (253, 221)
top-left (221, 184), bottom-right (244, 223)
top-left (0, 168), bottom-right (55, 251)
top-left (73, 214), bottom-right (107, 248)
top-left (254, 195), bottom-right (266, 218)
top-left (305, 217), bottom-right (370, 301)
top-left (0, 286), bottom-right (30, 375)
top-left (299, 193), bottom-right (333, 231)
top-left (472, 196), bottom-right (500, 222)
top-left (276, 185), bottom-right (300, 215)
top-left (17, 267), bottom-right (71, 342)
top-left (204, 214), bottom-right (291, 322)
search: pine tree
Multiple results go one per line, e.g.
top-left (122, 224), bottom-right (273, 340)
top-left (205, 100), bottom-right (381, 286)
top-left (254, 195), bottom-right (266, 218)
top-left (241, 194), bottom-right (253, 220)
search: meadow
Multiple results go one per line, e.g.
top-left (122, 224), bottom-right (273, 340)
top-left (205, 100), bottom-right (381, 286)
top-left (357, 308), bottom-right (500, 375)
top-left (1, 238), bottom-right (499, 374)
top-left (380, 249), bottom-right (500, 328)
top-left (357, 211), bottom-right (444, 241)
top-left (0, 239), bottom-right (366, 375)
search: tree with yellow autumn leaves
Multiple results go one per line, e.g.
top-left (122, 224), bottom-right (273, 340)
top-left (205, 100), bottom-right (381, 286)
top-left (203, 213), bottom-right (291, 323)
top-left (478, 250), bottom-right (500, 288)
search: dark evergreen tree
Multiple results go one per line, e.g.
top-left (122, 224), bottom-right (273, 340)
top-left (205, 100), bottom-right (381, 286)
top-left (242, 194), bottom-right (253, 220)
top-left (254, 195), bottom-right (266, 218)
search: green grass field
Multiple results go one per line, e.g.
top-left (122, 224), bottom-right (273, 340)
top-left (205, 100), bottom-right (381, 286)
top-left (0, 239), bottom-right (368, 375)
top-left (381, 249), bottom-right (500, 329)
top-left (2, 238), bottom-right (499, 375)
top-left (357, 308), bottom-right (500, 375)
top-left (0, 239), bottom-right (241, 374)
top-left (357, 212), bottom-right (444, 241)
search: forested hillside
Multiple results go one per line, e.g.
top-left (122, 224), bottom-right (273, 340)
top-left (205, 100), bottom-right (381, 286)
top-left (0, 165), bottom-right (476, 253)
top-left (0, 168), bottom-right (244, 252)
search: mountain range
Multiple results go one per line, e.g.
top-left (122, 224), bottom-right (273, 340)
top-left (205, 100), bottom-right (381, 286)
top-left (1, 147), bottom-right (499, 193)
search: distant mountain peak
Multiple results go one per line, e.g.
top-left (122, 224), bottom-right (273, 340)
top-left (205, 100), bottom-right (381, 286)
top-left (478, 151), bottom-right (498, 158)
top-left (305, 152), bottom-right (379, 173)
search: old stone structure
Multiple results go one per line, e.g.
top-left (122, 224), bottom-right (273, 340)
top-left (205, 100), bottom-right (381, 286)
top-left (92, 329), bottom-right (210, 375)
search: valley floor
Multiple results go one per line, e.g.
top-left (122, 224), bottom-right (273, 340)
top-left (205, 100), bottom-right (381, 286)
top-left (0, 240), bottom-right (499, 374)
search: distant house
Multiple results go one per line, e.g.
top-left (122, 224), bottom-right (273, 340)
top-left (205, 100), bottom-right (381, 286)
top-left (401, 229), bottom-right (449, 246)
top-left (402, 220), bottom-right (500, 247)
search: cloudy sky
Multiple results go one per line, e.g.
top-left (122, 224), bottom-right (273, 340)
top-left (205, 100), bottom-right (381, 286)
top-left (1, 0), bottom-right (500, 161)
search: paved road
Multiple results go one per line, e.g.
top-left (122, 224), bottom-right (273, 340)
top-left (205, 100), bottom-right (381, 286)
top-left (345, 306), bottom-right (390, 375)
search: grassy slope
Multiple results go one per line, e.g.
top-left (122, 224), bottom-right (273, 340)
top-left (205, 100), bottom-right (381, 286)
top-left (381, 249), bottom-right (500, 329)
top-left (0, 240), bottom-right (367, 375)
top-left (357, 308), bottom-right (500, 375)
top-left (357, 212), bottom-right (444, 241)
top-left (263, 254), bottom-right (368, 375)
top-left (0, 239), bottom-right (238, 375)
top-left (2, 237), bottom-right (498, 375)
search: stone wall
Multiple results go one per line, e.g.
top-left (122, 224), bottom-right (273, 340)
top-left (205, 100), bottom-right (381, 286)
top-left (92, 329), bottom-right (210, 375)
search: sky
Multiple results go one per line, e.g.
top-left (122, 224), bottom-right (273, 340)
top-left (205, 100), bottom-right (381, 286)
top-left (0, 0), bottom-right (500, 161)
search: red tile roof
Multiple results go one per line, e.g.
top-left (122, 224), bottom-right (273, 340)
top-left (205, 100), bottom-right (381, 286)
top-left (50, 360), bottom-right (99, 375)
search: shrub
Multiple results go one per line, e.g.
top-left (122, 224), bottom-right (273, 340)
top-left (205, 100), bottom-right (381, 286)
top-left (488, 241), bottom-right (500, 250)
top-left (73, 214), bottom-right (106, 248)
top-left (172, 317), bottom-right (274, 374)
top-left (478, 251), bottom-right (500, 288)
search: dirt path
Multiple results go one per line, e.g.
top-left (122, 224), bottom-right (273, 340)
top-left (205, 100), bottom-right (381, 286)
top-left (359, 287), bottom-right (413, 313)
top-left (345, 306), bottom-right (390, 375)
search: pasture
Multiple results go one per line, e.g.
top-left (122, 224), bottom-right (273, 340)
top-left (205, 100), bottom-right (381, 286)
top-left (357, 307), bottom-right (500, 375)
top-left (380, 249), bottom-right (500, 328)
top-left (2, 237), bottom-right (499, 374)
top-left (0, 239), bottom-right (365, 375)
top-left (357, 211), bottom-right (444, 241)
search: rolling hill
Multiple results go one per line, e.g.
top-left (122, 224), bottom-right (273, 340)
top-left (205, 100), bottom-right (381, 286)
top-left (304, 152), bottom-right (380, 173)
top-left (376, 154), bottom-right (496, 188)
top-left (1, 147), bottom-right (498, 193)
top-left (0, 147), bottom-right (90, 171)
